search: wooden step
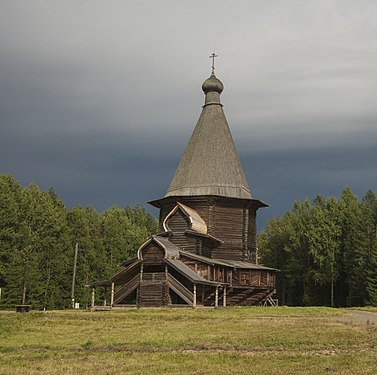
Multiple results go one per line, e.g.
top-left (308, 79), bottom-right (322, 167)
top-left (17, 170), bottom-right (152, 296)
top-left (226, 288), bottom-right (272, 306)
top-left (113, 274), bottom-right (139, 304)
top-left (139, 281), bottom-right (165, 307)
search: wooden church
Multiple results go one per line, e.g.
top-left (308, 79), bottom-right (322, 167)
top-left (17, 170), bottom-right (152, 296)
top-left (88, 61), bottom-right (278, 308)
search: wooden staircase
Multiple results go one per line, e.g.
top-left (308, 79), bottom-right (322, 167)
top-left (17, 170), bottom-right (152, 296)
top-left (113, 274), bottom-right (140, 304)
top-left (113, 272), bottom-right (196, 307)
top-left (139, 281), bottom-right (166, 307)
top-left (227, 288), bottom-right (275, 306)
top-left (166, 274), bottom-right (194, 306)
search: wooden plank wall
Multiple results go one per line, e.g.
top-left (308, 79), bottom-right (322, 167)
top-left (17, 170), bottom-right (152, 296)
top-left (167, 209), bottom-right (198, 253)
top-left (201, 242), bottom-right (212, 258)
top-left (260, 271), bottom-right (268, 286)
top-left (166, 209), bottom-right (189, 232)
top-left (157, 196), bottom-right (259, 263)
top-left (211, 201), bottom-right (244, 260)
top-left (180, 255), bottom-right (210, 280)
top-left (250, 271), bottom-right (260, 286)
top-left (242, 206), bottom-right (249, 261)
top-left (158, 197), bottom-right (211, 232)
top-left (232, 269), bottom-right (276, 288)
top-left (141, 243), bottom-right (164, 264)
top-left (248, 207), bottom-right (257, 263)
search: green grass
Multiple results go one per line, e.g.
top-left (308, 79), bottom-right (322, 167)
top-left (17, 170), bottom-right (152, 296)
top-left (0, 307), bottom-right (376, 374)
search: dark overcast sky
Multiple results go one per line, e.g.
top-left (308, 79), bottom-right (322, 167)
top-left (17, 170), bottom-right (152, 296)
top-left (1, 0), bottom-right (376, 230)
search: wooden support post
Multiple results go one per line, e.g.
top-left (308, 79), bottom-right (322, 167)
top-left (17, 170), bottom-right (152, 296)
top-left (215, 286), bottom-right (219, 308)
top-left (91, 287), bottom-right (95, 310)
top-left (223, 287), bottom-right (227, 307)
top-left (207, 265), bottom-right (211, 280)
top-left (140, 263), bottom-right (144, 281)
top-left (103, 287), bottom-right (107, 307)
top-left (110, 282), bottom-right (114, 306)
top-left (71, 242), bottom-right (79, 309)
top-left (193, 284), bottom-right (197, 308)
top-left (202, 286), bottom-right (205, 305)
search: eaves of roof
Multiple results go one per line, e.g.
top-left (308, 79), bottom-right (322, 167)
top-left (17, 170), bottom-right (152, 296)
top-left (165, 258), bottom-right (227, 286)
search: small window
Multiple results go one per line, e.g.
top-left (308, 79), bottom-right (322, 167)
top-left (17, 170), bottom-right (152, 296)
top-left (240, 271), bottom-right (250, 286)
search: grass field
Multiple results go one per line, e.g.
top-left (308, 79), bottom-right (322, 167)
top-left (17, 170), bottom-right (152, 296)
top-left (0, 307), bottom-right (376, 374)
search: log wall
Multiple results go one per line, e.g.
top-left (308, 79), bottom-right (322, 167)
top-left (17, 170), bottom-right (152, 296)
top-left (247, 207), bottom-right (257, 263)
top-left (141, 243), bottom-right (164, 264)
top-left (157, 196), bottom-right (259, 262)
top-left (201, 242), bottom-right (212, 258)
top-left (166, 209), bottom-right (189, 232)
top-left (158, 197), bottom-right (211, 232)
top-left (211, 201), bottom-right (244, 260)
top-left (166, 209), bottom-right (198, 253)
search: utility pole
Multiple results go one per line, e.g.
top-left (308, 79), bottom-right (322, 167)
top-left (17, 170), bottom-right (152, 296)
top-left (71, 243), bottom-right (78, 309)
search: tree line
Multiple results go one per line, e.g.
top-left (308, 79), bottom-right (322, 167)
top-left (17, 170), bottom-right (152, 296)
top-left (258, 187), bottom-right (377, 307)
top-left (1, 173), bottom-right (376, 309)
top-left (0, 174), bottom-right (158, 309)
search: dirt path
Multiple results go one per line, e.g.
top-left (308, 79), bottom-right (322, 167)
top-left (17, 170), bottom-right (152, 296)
top-left (344, 310), bottom-right (377, 324)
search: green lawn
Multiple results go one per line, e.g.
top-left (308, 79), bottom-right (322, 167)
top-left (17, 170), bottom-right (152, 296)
top-left (0, 307), bottom-right (376, 374)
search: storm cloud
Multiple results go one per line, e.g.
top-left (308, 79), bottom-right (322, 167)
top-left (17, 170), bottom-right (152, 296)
top-left (1, 1), bottom-right (376, 228)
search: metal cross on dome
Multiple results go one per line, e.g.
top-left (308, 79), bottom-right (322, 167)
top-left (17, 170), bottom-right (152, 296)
top-left (209, 52), bottom-right (218, 74)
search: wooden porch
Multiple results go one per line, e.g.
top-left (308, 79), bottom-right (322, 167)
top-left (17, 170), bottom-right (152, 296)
top-left (88, 270), bottom-right (276, 310)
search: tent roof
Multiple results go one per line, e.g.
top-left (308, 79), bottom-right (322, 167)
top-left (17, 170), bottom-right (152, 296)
top-left (165, 73), bottom-right (252, 200)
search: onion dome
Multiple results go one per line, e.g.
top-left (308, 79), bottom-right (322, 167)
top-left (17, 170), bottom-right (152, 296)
top-left (202, 74), bottom-right (224, 94)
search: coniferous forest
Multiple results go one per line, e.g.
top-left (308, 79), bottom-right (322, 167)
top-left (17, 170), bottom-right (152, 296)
top-left (0, 174), bottom-right (158, 310)
top-left (258, 187), bottom-right (377, 307)
top-left (1, 173), bottom-right (376, 309)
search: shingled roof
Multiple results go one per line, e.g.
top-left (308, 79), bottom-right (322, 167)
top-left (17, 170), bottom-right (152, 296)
top-left (165, 73), bottom-right (252, 200)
